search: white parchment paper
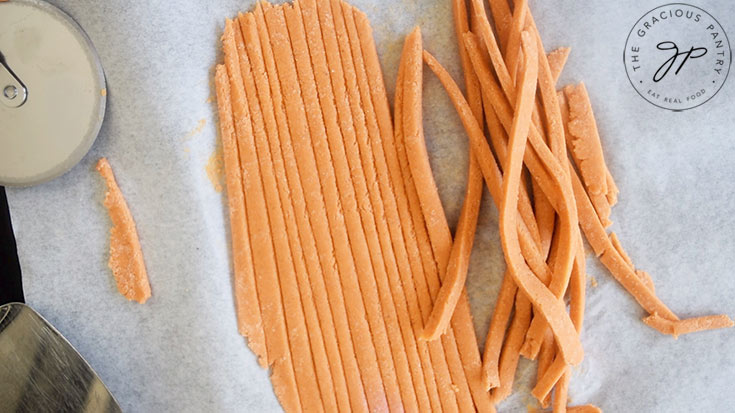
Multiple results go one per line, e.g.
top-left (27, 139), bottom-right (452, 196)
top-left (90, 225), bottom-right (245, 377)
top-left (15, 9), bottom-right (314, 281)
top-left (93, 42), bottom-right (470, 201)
top-left (6, 0), bottom-right (735, 411)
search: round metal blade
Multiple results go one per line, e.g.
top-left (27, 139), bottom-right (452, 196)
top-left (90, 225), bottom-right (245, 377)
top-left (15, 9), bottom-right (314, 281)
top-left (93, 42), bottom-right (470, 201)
top-left (0, 0), bottom-right (106, 187)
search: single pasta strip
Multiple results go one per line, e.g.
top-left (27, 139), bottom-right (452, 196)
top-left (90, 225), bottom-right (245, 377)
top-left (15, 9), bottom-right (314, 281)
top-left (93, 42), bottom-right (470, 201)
top-left (547, 47), bottom-right (571, 83)
top-left (490, 292), bottom-right (532, 403)
top-left (563, 83), bottom-right (610, 198)
top-left (553, 370), bottom-right (571, 413)
top-left (567, 405), bottom-right (602, 413)
top-left (609, 232), bottom-right (634, 269)
top-left (569, 240), bottom-right (587, 334)
top-left (533, 179), bottom-right (556, 258)
top-left (96, 158), bottom-right (151, 304)
top-left (536, 329), bottom-right (555, 408)
top-left (403, 31), bottom-right (453, 274)
top-left (214, 65), bottom-right (266, 364)
top-left (240, 10), bottom-right (368, 412)
top-left (481, 270), bottom-right (516, 389)
top-left (531, 355), bottom-right (566, 402)
top-left (549, 238), bottom-right (586, 410)
top-left (222, 19), bottom-right (302, 412)
top-left (481, 0), bottom-right (512, 49)
top-left (503, 0), bottom-right (528, 84)
top-left (558, 90), bottom-right (611, 228)
top-left (262, 5), bottom-right (391, 411)
top-left (643, 313), bottom-right (734, 338)
top-left (235, 19), bottom-right (334, 411)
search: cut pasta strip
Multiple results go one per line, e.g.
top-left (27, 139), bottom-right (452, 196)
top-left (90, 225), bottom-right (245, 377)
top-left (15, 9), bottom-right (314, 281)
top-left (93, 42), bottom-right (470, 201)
top-left (547, 47), bottom-right (571, 83)
top-left (643, 313), bottom-right (734, 338)
top-left (564, 83), bottom-right (608, 196)
top-left (570, 405), bottom-right (602, 413)
top-left (503, 0), bottom-right (528, 84)
top-left (550, 237), bottom-right (587, 411)
top-left (558, 90), bottom-right (611, 229)
top-left (490, 292), bottom-right (531, 403)
top-left (479, 0), bottom-right (512, 50)
top-left (609, 232), bottom-right (633, 269)
top-left (563, 83), bottom-right (618, 217)
top-left (214, 65), bottom-right (266, 364)
top-left (481, 271), bottom-right (516, 389)
top-left (536, 329), bottom-right (555, 407)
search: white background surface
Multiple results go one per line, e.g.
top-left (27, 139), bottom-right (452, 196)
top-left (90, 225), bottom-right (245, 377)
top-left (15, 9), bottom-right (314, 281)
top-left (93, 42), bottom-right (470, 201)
top-left (5, 0), bottom-right (735, 411)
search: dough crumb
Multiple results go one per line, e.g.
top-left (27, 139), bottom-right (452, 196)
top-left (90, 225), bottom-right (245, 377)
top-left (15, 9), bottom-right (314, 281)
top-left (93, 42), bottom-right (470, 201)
top-left (206, 147), bottom-right (224, 193)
